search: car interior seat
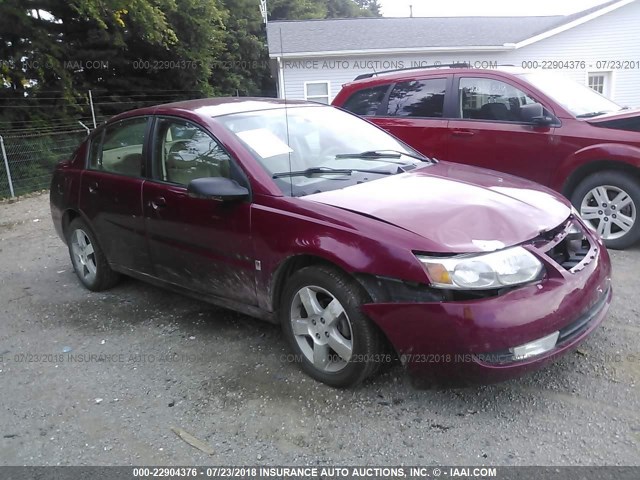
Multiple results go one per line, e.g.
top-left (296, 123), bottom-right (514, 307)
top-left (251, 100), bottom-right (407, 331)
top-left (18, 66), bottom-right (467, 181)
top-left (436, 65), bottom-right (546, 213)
top-left (113, 153), bottom-right (143, 176)
top-left (479, 103), bottom-right (511, 121)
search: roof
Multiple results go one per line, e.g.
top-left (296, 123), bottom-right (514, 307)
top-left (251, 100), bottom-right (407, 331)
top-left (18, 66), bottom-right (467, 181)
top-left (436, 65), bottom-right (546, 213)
top-left (346, 66), bottom-right (526, 87)
top-left (110, 98), bottom-right (320, 123)
top-left (267, 0), bottom-right (633, 57)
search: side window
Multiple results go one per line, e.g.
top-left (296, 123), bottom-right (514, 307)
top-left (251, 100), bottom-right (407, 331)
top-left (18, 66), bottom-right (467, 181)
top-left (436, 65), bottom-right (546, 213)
top-left (386, 78), bottom-right (446, 118)
top-left (342, 85), bottom-right (390, 116)
top-left (94, 117), bottom-right (148, 176)
top-left (153, 118), bottom-right (232, 186)
top-left (459, 78), bottom-right (539, 122)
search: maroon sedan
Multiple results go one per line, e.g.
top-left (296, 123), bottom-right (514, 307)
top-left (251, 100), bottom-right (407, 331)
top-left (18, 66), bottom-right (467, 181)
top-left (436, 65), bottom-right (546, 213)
top-left (50, 98), bottom-right (612, 387)
top-left (333, 67), bottom-right (640, 249)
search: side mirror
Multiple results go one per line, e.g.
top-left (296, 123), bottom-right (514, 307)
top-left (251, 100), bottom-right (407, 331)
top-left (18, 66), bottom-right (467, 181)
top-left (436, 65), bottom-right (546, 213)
top-left (187, 177), bottom-right (249, 202)
top-left (520, 103), bottom-right (556, 126)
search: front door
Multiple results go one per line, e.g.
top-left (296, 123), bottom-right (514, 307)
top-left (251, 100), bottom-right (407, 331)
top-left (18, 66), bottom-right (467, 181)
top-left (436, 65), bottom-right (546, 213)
top-left (447, 75), bottom-right (559, 186)
top-left (142, 117), bottom-right (257, 305)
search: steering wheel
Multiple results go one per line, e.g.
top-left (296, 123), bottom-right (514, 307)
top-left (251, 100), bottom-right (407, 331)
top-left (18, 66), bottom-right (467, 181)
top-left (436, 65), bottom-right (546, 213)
top-left (169, 141), bottom-right (190, 154)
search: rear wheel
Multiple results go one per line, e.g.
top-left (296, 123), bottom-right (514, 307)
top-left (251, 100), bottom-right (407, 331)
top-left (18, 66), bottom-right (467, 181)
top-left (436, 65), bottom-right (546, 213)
top-left (280, 265), bottom-right (383, 388)
top-left (571, 171), bottom-right (640, 250)
top-left (67, 218), bottom-right (120, 291)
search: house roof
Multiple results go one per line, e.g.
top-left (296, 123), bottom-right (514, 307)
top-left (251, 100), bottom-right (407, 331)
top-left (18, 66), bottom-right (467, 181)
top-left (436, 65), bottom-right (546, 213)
top-left (267, 0), bottom-right (633, 57)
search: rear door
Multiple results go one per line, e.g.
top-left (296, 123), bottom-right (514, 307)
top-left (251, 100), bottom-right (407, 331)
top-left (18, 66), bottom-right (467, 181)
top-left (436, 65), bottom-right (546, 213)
top-left (79, 117), bottom-right (152, 273)
top-left (446, 75), bottom-right (559, 185)
top-left (142, 116), bottom-right (257, 304)
top-left (369, 76), bottom-right (452, 160)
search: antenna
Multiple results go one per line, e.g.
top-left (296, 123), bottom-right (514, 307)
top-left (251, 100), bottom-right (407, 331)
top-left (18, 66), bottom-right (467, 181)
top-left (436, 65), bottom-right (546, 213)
top-left (279, 28), bottom-right (294, 197)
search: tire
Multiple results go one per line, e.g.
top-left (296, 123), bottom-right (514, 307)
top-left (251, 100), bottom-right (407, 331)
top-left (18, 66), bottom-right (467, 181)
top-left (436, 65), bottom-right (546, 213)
top-left (280, 265), bottom-right (384, 388)
top-left (571, 171), bottom-right (640, 250)
top-left (66, 218), bottom-right (120, 291)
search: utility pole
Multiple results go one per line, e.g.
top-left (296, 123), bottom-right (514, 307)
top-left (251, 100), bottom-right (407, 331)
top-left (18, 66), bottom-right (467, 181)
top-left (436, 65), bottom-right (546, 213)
top-left (260, 0), bottom-right (268, 24)
top-left (410, 4), bottom-right (413, 18)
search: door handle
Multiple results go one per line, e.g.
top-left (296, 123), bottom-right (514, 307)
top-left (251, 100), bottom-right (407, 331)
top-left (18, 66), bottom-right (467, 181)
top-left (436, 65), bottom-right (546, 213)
top-left (88, 182), bottom-right (99, 194)
top-left (150, 197), bottom-right (167, 210)
top-left (451, 130), bottom-right (475, 137)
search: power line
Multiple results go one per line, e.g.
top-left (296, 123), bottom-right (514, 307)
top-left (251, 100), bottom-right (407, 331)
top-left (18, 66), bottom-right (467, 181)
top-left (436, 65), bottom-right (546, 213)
top-left (15, 89), bottom-right (204, 94)
top-left (0, 98), bottom-right (198, 108)
top-left (0, 93), bottom-right (202, 101)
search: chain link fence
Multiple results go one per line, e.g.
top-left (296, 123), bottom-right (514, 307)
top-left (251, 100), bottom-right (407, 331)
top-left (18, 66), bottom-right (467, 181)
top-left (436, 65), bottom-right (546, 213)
top-left (0, 91), bottom-right (207, 199)
top-left (0, 129), bottom-right (89, 198)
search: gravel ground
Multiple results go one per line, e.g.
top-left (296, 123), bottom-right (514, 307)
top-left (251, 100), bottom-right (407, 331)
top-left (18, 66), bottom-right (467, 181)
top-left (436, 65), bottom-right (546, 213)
top-left (0, 193), bottom-right (638, 466)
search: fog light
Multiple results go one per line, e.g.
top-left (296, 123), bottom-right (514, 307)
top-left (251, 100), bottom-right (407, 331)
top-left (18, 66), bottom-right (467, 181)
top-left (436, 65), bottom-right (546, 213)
top-left (510, 331), bottom-right (559, 360)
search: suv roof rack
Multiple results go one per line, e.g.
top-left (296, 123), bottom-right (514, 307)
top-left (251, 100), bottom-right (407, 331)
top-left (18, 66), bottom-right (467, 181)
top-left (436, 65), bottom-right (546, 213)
top-left (354, 63), bottom-right (471, 81)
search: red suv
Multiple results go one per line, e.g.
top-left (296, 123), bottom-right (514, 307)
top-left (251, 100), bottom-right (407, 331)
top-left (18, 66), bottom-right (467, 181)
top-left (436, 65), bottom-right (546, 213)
top-left (333, 66), bottom-right (640, 249)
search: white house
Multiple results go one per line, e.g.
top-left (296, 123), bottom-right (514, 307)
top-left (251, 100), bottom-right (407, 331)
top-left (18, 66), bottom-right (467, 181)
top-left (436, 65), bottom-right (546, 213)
top-left (266, 0), bottom-right (640, 107)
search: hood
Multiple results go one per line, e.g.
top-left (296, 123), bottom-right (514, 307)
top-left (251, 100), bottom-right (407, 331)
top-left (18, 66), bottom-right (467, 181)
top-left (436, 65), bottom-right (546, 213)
top-left (304, 162), bottom-right (571, 253)
top-left (588, 108), bottom-right (640, 132)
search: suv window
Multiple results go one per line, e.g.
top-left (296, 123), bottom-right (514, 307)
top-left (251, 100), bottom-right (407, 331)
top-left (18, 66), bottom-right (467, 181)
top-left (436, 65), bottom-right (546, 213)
top-left (90, 117), bottom-right (148, 176)
top-left (386, 79), bottom-right (446, 118)
top-left (153, 118), bottom-right (232, 186)
top-left (459, 78), bottom-right (539, 122)
top-left (342, 85), bottom-right (389, 116)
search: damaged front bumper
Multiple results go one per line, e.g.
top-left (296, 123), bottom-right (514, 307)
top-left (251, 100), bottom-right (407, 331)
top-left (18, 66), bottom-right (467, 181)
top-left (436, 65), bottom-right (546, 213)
top-left (361, 219), bottom-right (613, 386)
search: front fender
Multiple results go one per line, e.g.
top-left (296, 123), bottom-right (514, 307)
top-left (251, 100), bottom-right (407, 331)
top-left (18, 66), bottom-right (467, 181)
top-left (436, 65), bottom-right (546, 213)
top-left (250, 196), bottom-right (432, 312)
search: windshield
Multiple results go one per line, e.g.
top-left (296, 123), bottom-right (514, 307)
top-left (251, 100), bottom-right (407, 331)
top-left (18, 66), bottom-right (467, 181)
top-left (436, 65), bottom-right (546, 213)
top-left (216, 105), bottom-right (428, 197)
top-left (520, 72), bottom-right (622, 118)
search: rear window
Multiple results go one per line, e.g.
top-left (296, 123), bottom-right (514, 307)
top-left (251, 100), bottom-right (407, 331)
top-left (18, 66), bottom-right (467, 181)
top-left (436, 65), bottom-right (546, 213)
top-left (386, 78), bottom-right (446, 118)
top-left (342, 85), bottom-right (389, 116)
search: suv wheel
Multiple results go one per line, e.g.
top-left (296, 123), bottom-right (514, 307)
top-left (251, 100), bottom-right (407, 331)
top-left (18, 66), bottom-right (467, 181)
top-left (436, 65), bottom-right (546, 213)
top-left (571, 171), bottom-right (640, 249)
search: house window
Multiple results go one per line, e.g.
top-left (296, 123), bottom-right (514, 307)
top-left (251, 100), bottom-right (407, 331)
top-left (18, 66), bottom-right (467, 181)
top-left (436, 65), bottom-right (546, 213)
top-left (305, 81), bottom-right (330, 104)
top-left (589, 73), bottom-right (605, 95)
top-left (587, 72), bottom-right (613, 97)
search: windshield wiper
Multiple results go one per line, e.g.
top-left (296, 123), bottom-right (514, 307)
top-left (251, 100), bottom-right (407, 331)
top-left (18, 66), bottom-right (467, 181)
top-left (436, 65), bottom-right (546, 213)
top-left (272, 167), bottom-right (394, 179)
top-left (335, 149), bottom-right (432, 164)
top-left (576, 111), bottom-right (610, 118)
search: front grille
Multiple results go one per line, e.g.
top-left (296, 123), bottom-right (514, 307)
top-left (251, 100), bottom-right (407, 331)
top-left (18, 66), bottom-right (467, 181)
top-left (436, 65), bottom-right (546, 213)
top-left (547, 237), bottom-right (592, 271)
top-left (534, 217), bottom-right (597, 273)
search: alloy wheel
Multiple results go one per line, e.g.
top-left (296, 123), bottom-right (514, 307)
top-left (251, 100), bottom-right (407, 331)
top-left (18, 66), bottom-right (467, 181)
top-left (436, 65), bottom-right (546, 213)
top-left (580, 185), bottom-right (637, 240)
top-left (289, 285), bottom-right (353, 373)
top-left (70, 228), bottom-right (97, 284)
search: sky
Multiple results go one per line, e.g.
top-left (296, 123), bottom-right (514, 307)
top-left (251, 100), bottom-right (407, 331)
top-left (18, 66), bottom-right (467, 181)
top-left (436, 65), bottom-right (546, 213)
top-left (378, 0), bottom-right (613, 17)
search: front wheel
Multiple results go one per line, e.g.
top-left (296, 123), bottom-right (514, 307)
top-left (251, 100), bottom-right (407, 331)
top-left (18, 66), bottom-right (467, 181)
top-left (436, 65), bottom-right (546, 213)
top-left (571, 171), bottom-right (640, 250)
top-left (280, 265), bottom-right (384, 388)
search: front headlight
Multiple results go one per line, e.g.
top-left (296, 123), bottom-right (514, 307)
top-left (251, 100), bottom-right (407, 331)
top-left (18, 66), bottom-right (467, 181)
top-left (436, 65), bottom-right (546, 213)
top-left (417, 246), bottom-right (543, 290)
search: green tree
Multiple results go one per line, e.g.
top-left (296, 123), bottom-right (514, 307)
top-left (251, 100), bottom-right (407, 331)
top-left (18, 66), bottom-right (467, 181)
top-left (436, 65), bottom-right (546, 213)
top-left (0, 0), bottom-right (227, 126)
top-left (326, 0), bottom-right (374, 17)
top-left (211, 0), bottom-right (275, 97)
top-left (268, 0), bottom-right (374, 20)
top-left (268, 0), bottom-right (327, 20)
top-left (354, 0), bottom-right (382, 16)
top-left (0, 0), bottom-right (380, 130)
